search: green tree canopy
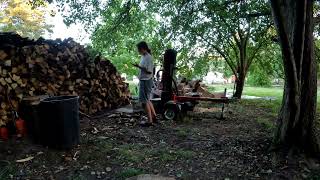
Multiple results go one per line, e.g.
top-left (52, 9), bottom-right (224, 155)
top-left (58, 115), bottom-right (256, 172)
top-left (0, 0), bottom-right (54, 39)
top-left (52, 0), bottom-right (172, 78)
top-left (47, 0), bottom-right (280, 92)
top-left (91, 1), bottom-right (171, 78)
top-left (149, 0), bottom-right (273, 97)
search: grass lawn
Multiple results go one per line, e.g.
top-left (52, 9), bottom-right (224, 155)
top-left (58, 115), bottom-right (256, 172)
top-left (207, 84), bottom-right (320, 103)
top-left (127, 81), bottom-right (320, 109)
top-left (206, 84), bottom-right (284, 99)
top-left (242, 86), bottom-right (283, 99)
top-left (127, 81), bottom-right (284, 100)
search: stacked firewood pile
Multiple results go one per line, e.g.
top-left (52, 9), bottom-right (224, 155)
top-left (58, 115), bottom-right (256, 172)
top-left (0, 32), bottom-right (130, 126)
top-left (176, 79), bottom-right (225, 98)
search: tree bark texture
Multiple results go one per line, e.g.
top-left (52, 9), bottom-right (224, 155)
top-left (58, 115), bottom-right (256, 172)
top-left (234, 70), bottom-right (246, 99)
top-left (233, 32), bottom-right (249, 99)
top-left (270, 0), bottom-right (320, 155)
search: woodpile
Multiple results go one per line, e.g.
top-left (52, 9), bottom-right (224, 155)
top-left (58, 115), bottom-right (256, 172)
top-left (0, 32), bottom-right (130, 126)
top-left (177, 79), bottom-right (225, 98)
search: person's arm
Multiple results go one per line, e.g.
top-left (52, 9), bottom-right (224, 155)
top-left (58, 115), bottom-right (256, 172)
top-left (132, 63), bottom-right (152, 74)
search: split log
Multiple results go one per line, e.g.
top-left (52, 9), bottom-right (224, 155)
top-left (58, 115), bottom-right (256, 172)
top-left (0, 33), bottom-right (130, 126)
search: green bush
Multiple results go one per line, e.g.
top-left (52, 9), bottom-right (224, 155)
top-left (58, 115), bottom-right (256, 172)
top-left (247, 71), bottom-right (272, 87)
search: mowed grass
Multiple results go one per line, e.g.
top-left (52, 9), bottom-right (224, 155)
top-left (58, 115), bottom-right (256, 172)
top-left (206, 84), bottom-right (284, 99)
top-left (242, 86), bottom-right (283, 99)
top-left (128, 81), bottom-right (283, 99)
top-left (127, 81), bottom-right (320, 107)
top-left (208, 84), bottom-right (320, 103)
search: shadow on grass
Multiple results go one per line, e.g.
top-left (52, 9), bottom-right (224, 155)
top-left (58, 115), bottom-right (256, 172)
top-left (115, 143), bottom-right (195, 165)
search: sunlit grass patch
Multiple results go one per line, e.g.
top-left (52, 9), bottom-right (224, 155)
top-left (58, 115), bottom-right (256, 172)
top-left (176, 127), bottom-right (191, 138)
top-left (243, 86), bottom-right (283, 100)
top-left (239, 99), bottom-right (281, 115)
top-left (96, 140), bottom-right (114, 153)
top-left (115, 143), bottom-right (195, 164)
top-left (152, 148), bottom-right (195, 163)
top-left (116, 168), bottom-right (144, 179)
top-left (256, 117), bottom-right (275, 131)
top-left (175, 149), bottom-right (195, 159)
top-left (117, 144), bottom-right (147, 163)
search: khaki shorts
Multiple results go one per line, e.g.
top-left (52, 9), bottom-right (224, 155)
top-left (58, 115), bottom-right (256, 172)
top-left (139, 79), bottom-right (153, 103)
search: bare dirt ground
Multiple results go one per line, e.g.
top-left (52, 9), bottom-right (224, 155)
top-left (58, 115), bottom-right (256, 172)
top-left (1, 100), bottom-right (320, 180)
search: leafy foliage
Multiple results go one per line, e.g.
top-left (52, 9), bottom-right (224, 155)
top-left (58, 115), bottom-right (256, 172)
top-left (53, 0), bottom-right (172, 78)
top-left (247, 43), bottom-right (283, 87)
top-left (91, 1), bottom-right (170, 78)
top-left (48, 0), bottom-right (285, 88)
top-left (0, 0), bottom-right (54, 39)
top-left (151, 0), bottom-right (272, 74)
top-left (147, 0), bottom-right (274, 97)
top-left (247, 69), bottom-right (272, 87)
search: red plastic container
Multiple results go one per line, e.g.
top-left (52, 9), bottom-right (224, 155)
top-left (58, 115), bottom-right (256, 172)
top-left (16, 118), bottom-right (26, 137)
top-left (0, 126), bottom-right (9, 141)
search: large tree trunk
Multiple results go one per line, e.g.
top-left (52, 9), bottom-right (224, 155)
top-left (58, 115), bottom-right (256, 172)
top-left (234, 70), bottom-right (246, 99)
top-left (233, 37), bottom-right (248, 99)
top-left (271, 0), bottom-right (320, 156)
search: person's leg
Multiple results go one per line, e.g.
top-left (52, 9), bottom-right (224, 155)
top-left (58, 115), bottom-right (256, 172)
top-left (145, 103), bottom-right (153, 123)
top-left (139, 80), bottom-right (153, 124)
top-left (148, 101), bottom-right (156, 117)
top-left (145, 79), bottom-right (156, 118)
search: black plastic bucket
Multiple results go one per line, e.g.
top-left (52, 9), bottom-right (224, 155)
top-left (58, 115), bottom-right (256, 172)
top-left (19, 95), bottom-right (49, 143)
top-left (38, 96), bottom-right (80, 149)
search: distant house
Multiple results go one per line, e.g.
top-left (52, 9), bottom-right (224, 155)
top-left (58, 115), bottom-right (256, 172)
top-left (203, 72), bottom-right (235, 84)
top-left (203, 72), bottom-right (225, 84)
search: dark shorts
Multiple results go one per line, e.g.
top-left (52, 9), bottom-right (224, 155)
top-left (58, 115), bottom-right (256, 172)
top-left (139, 79), bottom-right (153, 103)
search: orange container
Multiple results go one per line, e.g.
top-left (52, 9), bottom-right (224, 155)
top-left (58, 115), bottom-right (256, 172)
top-left (16, 118), bottom-right (26, 137)
top-left (0, 127), bottom-right (9, 141)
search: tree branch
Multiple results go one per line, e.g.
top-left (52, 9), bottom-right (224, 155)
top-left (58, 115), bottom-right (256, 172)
top-left (199, 34), bottom-right (238, 76)
top-left (246, 42), bottom-right (265, 72)
top-left (210, 44), bottom-right (237, 76)
top-left (246, 24), bottom-right (273, 70)
top-left (219, 15), bottom-right (241, 48)
top-left (227, 40), bottom-right (239, 61)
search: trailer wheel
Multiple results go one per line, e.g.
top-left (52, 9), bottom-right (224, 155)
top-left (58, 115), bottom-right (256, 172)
top-left (164, 106), bottom-right (178, 120)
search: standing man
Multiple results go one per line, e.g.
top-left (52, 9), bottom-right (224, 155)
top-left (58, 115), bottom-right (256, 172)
top-left (132, 41), bottom-right (157, 126)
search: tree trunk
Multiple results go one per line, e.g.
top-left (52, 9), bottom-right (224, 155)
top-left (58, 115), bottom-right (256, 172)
top-left (271, 0), bottom-right (320, 156)
top-left (234, 70), bottom-right (246, 99)
top-left (233, 40), bottom-right (247, 99)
